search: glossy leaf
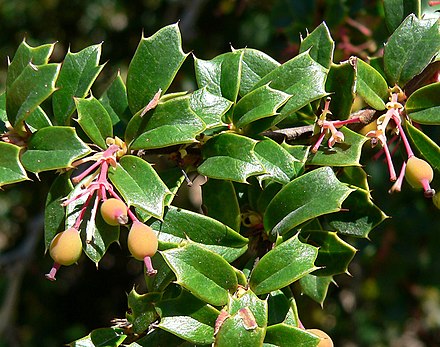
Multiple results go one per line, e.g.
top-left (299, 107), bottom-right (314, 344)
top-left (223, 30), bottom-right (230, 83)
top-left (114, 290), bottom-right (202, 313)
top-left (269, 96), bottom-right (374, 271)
top-left (264, 167), bottom-right (353, 237)
top-left (249, 233), bottom-right (319, 295)
top-left (264, 324), bottom-right (320, 347)
top-left (108, 155), bottom-right (171, 220)
top-left (233, 84), bottom-right (290, 129)
top-left (75, 96), bottom-right (113, 148)
top-left (7, 63), bottom-right (60, 128)
top-left (129, 329), bottom-right (192, 347)
top-left (21, 126), bottom-right (91, 173)
top-left (267, 290), bottom-right (296, 326)
top-left (299, 22), bottom-right (335, 69)
top-left (0, 92), bottom-right (6, 132)
top-left (129, 96), bottom-right (205, 150)
top-left (25, 107), bottom-right (52, 132)
top-left (202, 179), bottom-right (241, 232)
top-left (127, 24), bottom-right (188, 114)
top-left (228, 289), bottom-right (268, 327)
top-left (355, 57), bottom-right (388, 110)
top-left (150, 206), bottom-right (248, 262)
top-left (383, 0), bottom-right (421, 32)
top-left (299, 274), bottom-right (333, 306)
top-left (190, 88), bottom-right (232, 128)
top-left (254, 138), bottom-right (298, 185)
top-left (198, 133), bottom-right (265, 183)
top-left (406, 82), bottom-right (440, 125)
top-left (384, 14), bottom-right (440, 86)
top-left (156, 290), bottom-right (218, 344)
top-left (405, 121), bottom-right (440, 172)
top-left (70, 328), bottom-right (126, 347)
top-left (127, 289), bottom-right (160, 334)
top-left (161, 243), bottom-right (238, 306)
top-left (307, 127), bottom-right (368, 167)
top-left (252, 51), bottom-right (328, 117)
top-left (238, 48), bottom-right (280, 96)
top-left (145, 252), bottom-right (176, 293)
top-left (53, 44), bottom-right (104, 125)
top-left (0, 142), bottom-right (29, 187)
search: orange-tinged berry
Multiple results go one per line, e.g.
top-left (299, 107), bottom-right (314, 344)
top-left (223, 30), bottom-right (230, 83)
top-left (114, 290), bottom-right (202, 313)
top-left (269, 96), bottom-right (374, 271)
top-left (405, 156), bottom-right (435, 197)
top-left (49, 228), bottom-right (82, 266)
top-left (306, 329), bottom-right (334, 347)
top-left (127, 222), bottom-right (158, 261)
top-left (100, 198), bottom-right (128, 226)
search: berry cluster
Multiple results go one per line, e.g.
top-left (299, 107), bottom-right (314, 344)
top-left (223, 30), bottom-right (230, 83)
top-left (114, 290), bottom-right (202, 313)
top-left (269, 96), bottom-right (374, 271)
top-left (45, 139), bottom-right (158, 281)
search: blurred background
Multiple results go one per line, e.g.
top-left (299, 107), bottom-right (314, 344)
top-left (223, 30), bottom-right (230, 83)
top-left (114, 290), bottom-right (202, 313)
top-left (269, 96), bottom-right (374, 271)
top-left (0, 0), bottom-right (439, 346)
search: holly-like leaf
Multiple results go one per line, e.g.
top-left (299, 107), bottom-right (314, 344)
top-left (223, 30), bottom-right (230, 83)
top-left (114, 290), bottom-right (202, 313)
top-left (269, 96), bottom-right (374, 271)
top-left (249, 233), bottom-right (319, 295)
top-left (127, 23), bottom-right (188, 114)
top-left (252, 51), bottom-right (328, 117)
top-left (75, 95), bottom-right (113, 149)
top-left (0, 142), bottom-right (29, 187)
top-left (198, 133), bottom-right (265, 183)
top-left (384, 14), bottom-right (440, 86)
top-left (129, 96), bottom-right (205, 150)
top-left (299, 22), bottom-right (335, 69)
top-left (53, 44), bottom-right (104, 125)
top-left (44, 173), bottom-right (73, 251)
top-left (307, 127), bottom-right (368, 167)
top-left (233, 84), bottom-right (290, 129)
top-left (69, 328), bottom-right (126, 347)
top-left (406, 82), bottom-right (440, 125)
top-left (202, 179), bottom-right (241, 232)
top-left (254, 138), bottom-right (298, 185)
top-left (405, 121), bottom-right (440, 172)
top-left (108, 155), bottom-right (171, 220)
top-left (156, 290), bottom-right (218, 345)
top-left (264, 324), bottom-right (320, 347)
top-left (7, 63), bottom-right (60, 128)
top-left (228, 289), bottom-right (268, 328)
top-left (25, 107), bottom-right (52, 132)
top-left (161, 243), bottom-right (238, 306)
top-left (267, 290), bottom-right (298, 326)
top-left (383, 0), bottom-right (421, 33)
top-left (354, 57), bottom-right (389, 110)
top-left (190, 88), bottom-right (232, 128)
top-left (128, 329), bottom-right (192, 346)
top-left (238, 48), bottom-right (280, 96)
top-left (299, 274), bottom-right (333, 306)
top-left (145, 252), bottom-right (176, 293)
top-left (264, 167), bottom-right (353, 237)
top-left (126, 289), bottom-right (160, 334)
top-left (20, 126), bottom-right (91, 173)
top-left (150, 206), bottom-right (248, 262)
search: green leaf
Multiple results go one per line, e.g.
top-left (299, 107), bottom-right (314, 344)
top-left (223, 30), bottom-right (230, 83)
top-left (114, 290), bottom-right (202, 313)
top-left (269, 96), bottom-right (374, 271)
top-left (238, 48), bottom-right (280, 96)
top-left (75, 95), bottom-right (113, 148)
top-left (264, 167), bottom-right (353, 237)
top-left (151, 206), bottom-right (248, 262)
top-left (20, 126), bottom-right (91, 173)
top-left (69, 328), bottom-right (126, 347)
top-left (0, 142), bottom-right (29, 187)
top-left (190, 88), bottom-right (232, 128)
top-left (325, 61), bottom-right (356, 120)
top-left (233, 84), bottom-right (290, 129)
top-left (228, 289), bottom-right (268, 328)
top-left (252, 51), bottom-right (328, 117)
top-left (384, 14), bottom-right (440, 86)
top-left (25, 107), bottom-right (52, 132)
top-left (53, 44), bottom-right (104, 125)
top-left (264, 324), bottom-right (320, 347)
top-left (299, 22), bottom-right (335, 69)
top-left (299, 274), bottom-right (333, 306)
top-left (198, 133), bottom-right (265, 183)
top-left (129, 329), bottom-right (193, 346)
top-left (127, 23), bottom-right (188, 114)
top-left (126, 289), bottom-right (160, 334)
top-left (249, 233), bottom-right (319, 295)
top-left (303, 231), bottom-right (356, 276)
top-left (406, 82), bottom-right (440, 125)
top-left (355, 57), bottom-right (389, 110)
top-left (307, 127), bottom-right (368, 167)
top-left (44, 173), bottom-right (73, 251)
top-left (129, 96), bottom-right (205, 150)
top-left (161, 243), bottom-right (238, 306)
top-left (145, 252), bottom-right (176, 293)
top-left (384, 0), bottom-right (421, 33)
top-left (202, 179), bottom-right (241, 232)
top-left (108, 155), bottom-right (171, 220)
top-left (405, 121), bottom-right (440, 172)
top-left (254, 138), bottom-right (298, 185)
top-left (267, 290), bottom-right (297, 326)
top-left (156, 290), bottom-right (218, 344)
top-left (6, 40), bottom-right (55, 89)
top-left (6, 63), bottom-right (60, 128)
top-left (0, 92), bottom-right (6, 133)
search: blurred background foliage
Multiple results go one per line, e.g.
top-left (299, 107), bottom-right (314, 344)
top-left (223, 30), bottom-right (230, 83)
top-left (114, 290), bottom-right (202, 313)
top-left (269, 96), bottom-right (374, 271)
top-left (0, 0), bottom-right (439, 346)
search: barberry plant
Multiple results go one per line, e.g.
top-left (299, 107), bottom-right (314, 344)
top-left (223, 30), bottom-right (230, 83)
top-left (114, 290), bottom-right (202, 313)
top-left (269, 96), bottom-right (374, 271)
top-left (0, 0), bottom-right (439, 345)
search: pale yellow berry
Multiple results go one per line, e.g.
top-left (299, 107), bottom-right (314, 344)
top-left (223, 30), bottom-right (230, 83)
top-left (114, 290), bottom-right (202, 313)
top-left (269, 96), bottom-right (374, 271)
top-left (100, 198), bottom-right (128, 226)
top-left (49, 228), bottom-right (82, 266)
top-left (127, 222), bottom-right (158, 260)
top-left (307, 329), bottom-right (334, 347)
